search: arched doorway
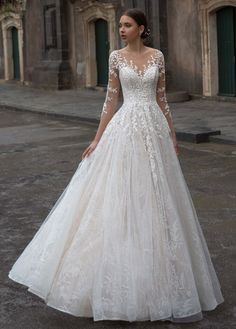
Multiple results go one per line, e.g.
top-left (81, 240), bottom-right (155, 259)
top-left (79, 1), bottom-right (116, 88)
top-left (95, 18), bottom-right (109, 87)
top-left (216, 6), bottom-right (236, 96)
top-left (199, 1), bottom-right (236, 97)
top-left (11, 27), bottom-right (20, 80)
top-left (1, 12), bottom-right (24, 82)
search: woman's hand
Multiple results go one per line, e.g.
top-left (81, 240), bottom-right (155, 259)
top-left (170, 131), bottom-right (179, 156)
top-left (82, 140), bottom-right (99, 159)
top-left (174, 139), bottom-right (179, 155)
top-left (172, 135), bottom-right (179, 156)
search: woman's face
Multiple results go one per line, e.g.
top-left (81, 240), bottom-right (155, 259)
top-left (119, 15), bottom-right (144, 43)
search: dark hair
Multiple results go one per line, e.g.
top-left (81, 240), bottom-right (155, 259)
top-left (122, 8), bottom-right (151, 39)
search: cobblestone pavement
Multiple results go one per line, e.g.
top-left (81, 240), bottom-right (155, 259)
top-left (0, 109), bottom-right (235, 329)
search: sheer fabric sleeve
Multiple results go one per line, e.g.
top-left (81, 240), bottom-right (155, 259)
top-left (156, 51), bottom-right (172, 119)
top-left (101, 50), bottom-right (120, 116)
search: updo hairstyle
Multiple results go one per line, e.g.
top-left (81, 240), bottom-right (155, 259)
top-left (122, 8), bottom-right (151, 39)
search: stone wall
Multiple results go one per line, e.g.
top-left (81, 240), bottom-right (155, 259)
top-left (29, 0), bottom-right (72, 89)
top-left (23, 0), bottom-right (42, 84)
top-left (167, 0), bottom-right (202, 94)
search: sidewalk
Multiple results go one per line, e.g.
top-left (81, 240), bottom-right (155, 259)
top-left (1, 80), bottom-right (236, 145)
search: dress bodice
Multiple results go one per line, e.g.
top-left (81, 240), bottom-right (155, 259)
top-left (101, 48), bottom-right (171, 119)
top-left (116, 49), bottom-right (160, 104)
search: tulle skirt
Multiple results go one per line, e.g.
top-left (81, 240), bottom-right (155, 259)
top-left (8, 101), bottom-right (224, 322)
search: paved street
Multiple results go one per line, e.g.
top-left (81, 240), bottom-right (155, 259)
top-left (0, 81), bottom-right (236, 145)
top-left (0, 108), bottom-right (236, 329)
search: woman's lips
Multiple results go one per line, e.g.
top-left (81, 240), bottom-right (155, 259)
top-left (121, 35), bottom-right (126, 38)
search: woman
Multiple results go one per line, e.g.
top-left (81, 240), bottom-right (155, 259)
top-left (8, 8), bottom-right (224, 323)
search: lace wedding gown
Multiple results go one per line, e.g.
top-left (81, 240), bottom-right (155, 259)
top-left (8, 49), bottom-right (224, 322)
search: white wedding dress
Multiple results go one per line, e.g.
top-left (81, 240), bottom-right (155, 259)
top-left (8, 48), bottom-right (224, 322)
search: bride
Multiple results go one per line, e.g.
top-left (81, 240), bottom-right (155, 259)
top-left (8, 8), bottom-right (224, 323)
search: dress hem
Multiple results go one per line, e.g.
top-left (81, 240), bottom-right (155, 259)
top-left (8, 272), bottom-right (224, 323)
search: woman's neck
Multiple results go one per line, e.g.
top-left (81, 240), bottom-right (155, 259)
top-left (124, 41), bottom-right (146, 54)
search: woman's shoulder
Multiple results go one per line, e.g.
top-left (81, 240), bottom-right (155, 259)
top-left (109, 49), bottom-right (119, 60)
top-left (149, 47), bottom-right (163, 56)
top-left (108, 50), bottom-right (120, 67)
top-left (110, 49), bottom-right (119, 55)
top-left (141, 47), bottom-right (163, 54)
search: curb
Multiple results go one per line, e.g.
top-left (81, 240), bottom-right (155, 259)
top-left (0, 103), bottom-right (99, 126)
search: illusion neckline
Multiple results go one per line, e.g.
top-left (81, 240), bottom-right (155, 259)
top-left (116, 49), bottom-right (159, 78)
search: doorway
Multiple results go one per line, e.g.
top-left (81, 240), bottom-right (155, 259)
top-left (216, 6), bottom-right (236, 96)
top-left (11, 27), bottom-right (20, 80)
top-left (95, 19), bottom-right (109, 87)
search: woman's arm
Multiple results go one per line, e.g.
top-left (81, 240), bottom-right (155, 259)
top-left (156, 52), bottom-right (179, 155)
top-left (82, 51), bottom-right (120, 159)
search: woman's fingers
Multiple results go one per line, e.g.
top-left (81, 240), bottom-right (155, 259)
top-left (81, 140), bottom-right (99, 159)
top-left (82, 147), bottom-right (89, 159)
top-left (82, 145), bottom-right (94, 159)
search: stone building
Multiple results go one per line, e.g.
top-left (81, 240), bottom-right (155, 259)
top-left (0, 0), bottom-right (235, 98)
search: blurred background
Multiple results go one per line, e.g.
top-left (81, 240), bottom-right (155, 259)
top-left (0, 0), bottom-right (235, 99)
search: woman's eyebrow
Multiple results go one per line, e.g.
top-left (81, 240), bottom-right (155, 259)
top-left (119, 22), bottom-right (131, 25)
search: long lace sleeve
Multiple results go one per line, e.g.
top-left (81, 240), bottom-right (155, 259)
top-left (93, 51), bottom-right (120, 144)
top-left (156, 51), bottom-right (178, 152)
top-left (156, 52), bottom-right (172, 119)
top-left (101, 50), bottom-right (120, 116)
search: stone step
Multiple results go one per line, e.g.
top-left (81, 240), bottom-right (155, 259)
top-left (190, 93), bottom-right (236, 103)
top-left (167, 91), bottom-right (190, 102)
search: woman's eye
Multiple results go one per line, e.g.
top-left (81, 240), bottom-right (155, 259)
top-left (119, 24), bottom-right (131, 28)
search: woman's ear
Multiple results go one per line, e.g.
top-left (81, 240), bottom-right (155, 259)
top-left (139, 25), bottom-right (144, 35)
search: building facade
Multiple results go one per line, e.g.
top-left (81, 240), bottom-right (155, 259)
top-left (0, 0), bottom-right (235, 97)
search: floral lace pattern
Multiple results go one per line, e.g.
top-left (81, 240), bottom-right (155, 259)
top-left (101, 49), bottom-right (171, 119)
top-left (116, 50), bottom-right (158, 78)
top-left (101, 49), bottom-right (172, 188)
top-left (156, 52), bottom-right (171, 117)
top-left (101, 51), bottom-right (120, 115)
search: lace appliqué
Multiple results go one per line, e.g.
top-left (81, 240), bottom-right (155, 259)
top-left (101, 51), bottom-right (120, 115)
top-left (117, 50), bottom-right (158, 79)
top-left (101, 49), bottom-right (171, 190)
top-left (156, 53), bottom-right (171, 117)
top-left (102, 86), bottom-right (119, 114)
